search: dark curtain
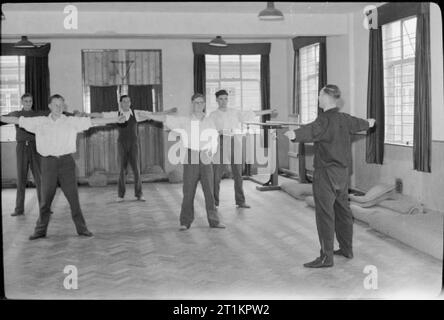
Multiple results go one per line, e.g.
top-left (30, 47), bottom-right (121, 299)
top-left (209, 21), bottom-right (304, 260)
top-left (128, 85), bottom-right (153, 111)
top-left (317, 40), bottom-right (327, 114)
top-left (25, 56), bottom-right (50, 112)
top-left (90, 86), bottom-right (118, 112)
top-left (365, 27), bottom-right (385, 165)
top-left (193, 54), bottom-right (206, 95)
top-left (413, 3), bottom-right (431, 172)
top-left (260, 54), bottom-right (271, 148)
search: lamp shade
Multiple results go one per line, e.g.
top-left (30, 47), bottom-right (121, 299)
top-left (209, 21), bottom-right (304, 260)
top-left (209, 36), bottom-right (227, 47)
top-left (258, 2), bottom-right (284, 20)
top-left (14, 36), bottom-right (35, 48)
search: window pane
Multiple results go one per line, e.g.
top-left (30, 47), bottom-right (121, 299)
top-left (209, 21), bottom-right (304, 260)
top-left (0, 56), bottom-right (25, 142)
top-left (205, 81), bottom-right (220, 115)
top-left (220, 55), bottom-right (240, 79)
top-left (241, 55), bottom-right (261, 79)
top-left (241, 81), bottom-right (261, 111)
top-left (206, 54), bottom-right (220, 80)
top-left (382, 17), bottom-right (416, 146)
top-left (298, 43), bottom-right (319, 123)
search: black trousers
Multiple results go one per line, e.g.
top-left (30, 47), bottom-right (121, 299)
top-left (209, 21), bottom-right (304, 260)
top-left (180, 149), bottom-right (220, 227)
top-left (213, 135), bottom-right (246, 206)
top-left (118, 141), bottom-right (143, 198)
top-left (312, 166), bottom-right (353, 258)
top-left (15, 140), bottom-right (42, 215)
top-left (34, 155), bottom-right (88, 235)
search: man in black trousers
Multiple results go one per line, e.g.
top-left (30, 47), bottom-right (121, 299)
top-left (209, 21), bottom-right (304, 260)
top-left (1, 93), bottom-right (42, 216)
top-left (1, 94), bottom-right (126, 239)
top-left (285, 84), bottom-right (375, 268)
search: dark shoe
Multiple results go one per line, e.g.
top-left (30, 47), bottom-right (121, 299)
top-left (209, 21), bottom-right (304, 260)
top-left (11, 212), bottom-right (24, 217)
top-left (78, 230), bottom-right (93, 237)
top-left (237, 203), bottom-right (251, 209)
top-left (303, 255), bottom-right (334, 268)
top-left (179, 225), bottom-right (190, 231)
top-left (29, 233), bottom-right (46, 240)
top-left (210, 223), bottom-right (226, 229)
top-left (334, 249), bottom-right (354, 259)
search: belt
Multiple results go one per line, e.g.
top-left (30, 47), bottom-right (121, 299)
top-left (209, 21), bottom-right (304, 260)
top-left (43, 154), bottom-right (71, 159)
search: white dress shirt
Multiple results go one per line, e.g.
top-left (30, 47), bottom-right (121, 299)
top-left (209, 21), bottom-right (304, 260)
top-left (18, 114), bottom-right (92, 156)
top-left (102, 109), bottom-right (133, 121)
top-left (165, 114), bottom-right (218, 152)
top-left (208, 108), bottom-right (256, 135)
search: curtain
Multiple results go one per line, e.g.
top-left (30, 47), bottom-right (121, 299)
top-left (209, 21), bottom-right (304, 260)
top-left (89, 86), bottom-right (118, 113)
top-left (260, 54), bottom-right (271, 148)
top-left (365, 27), bottom-right (385, 165)
top-left (317, 40), bottom-right (327, 114)
top-left (413, 3), bottom-right (431, 172)
top-left (193, 54), bottom-right (206, 95)
top-left (25, 56), bottom-right (50, 112)
top-left (128, 85), bottom-right (153, 111)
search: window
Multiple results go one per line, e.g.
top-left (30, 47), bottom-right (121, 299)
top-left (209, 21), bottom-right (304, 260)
top-left (205, 54), bottom-right (261, 130)
top-left (0, 56), bottom-right (25, 142)
top-left (298, 43), bottom-right (320, 124)
top-left (382, 16), bottom-right (417, 146)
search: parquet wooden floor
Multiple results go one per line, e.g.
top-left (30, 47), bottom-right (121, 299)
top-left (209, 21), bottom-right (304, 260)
top-left (1, 178), bottom-right (442, 299)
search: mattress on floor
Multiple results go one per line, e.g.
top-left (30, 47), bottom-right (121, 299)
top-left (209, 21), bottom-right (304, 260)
top-left (349, 183), bottom-right (396, 208)
top-left (350, 204), bottom-right (379, 224)
top-left (378, 193), bottom-right (424, 215)
top-left (368, 209), bottom-right (444, 261)
top-left (281, 181), bottom-right (313, 200)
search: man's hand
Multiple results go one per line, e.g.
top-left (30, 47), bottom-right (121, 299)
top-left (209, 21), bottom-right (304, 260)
top-left (284, 130), bottom-right (296, 141)
top-left (367, 118), bottom-right (376, 128)
top-left (270, 109), bottom-right (278, 118)
top-left (117, 114), bottom-right (127, 123)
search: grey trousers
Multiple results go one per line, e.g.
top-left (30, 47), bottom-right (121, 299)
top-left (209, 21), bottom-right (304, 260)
top-left (15, 141), bottom-right (42, 215)
top-left (118, 141), bottom-right (143, 198)
top-left (34, 155), bottom-right (88, 236)
top-left (312, 166), bottom-right (353, 258)
top-left (180, 149), bottom-right (220, 227)
top-left (213, 135), bottom-right (246, 206)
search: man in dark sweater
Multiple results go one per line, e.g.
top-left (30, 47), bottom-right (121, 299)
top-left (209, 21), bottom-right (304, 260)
top-left (1, 93), bottom-right (43, 216)
top-left (285, 84), bottom-right (375, 268)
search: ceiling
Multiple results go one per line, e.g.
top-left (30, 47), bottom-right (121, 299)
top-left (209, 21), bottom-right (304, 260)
top-left (4, 2), bottom-right (383, 14)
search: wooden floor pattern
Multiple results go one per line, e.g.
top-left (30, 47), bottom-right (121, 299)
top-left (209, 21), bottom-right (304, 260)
top-left (1, 177), bottom-right (442, 299)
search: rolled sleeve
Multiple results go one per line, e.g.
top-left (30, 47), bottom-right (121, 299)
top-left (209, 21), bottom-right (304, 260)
top-left (102, 111), bottom-right (119, 119)
top-left (18, 116), bottom-right (44, 133)
top-left (71, 117), bottom-right (92, 132)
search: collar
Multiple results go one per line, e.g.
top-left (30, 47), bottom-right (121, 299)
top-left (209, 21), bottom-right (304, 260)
top-left (324, 107), bottom-right (339, 113)
top-left (48, 113), bottom-right (67, 121)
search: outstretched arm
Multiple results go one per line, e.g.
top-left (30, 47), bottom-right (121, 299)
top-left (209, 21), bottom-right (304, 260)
top-left (0, 116), bottom-right (20, 125)
top-left (91, 114), bottom-right (126, 126)
top-left (134, 107), bottom-right (177, 123)
top-left (254, 109), bottom-right (278, 118)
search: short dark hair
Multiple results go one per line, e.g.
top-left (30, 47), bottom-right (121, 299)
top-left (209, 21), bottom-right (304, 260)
top-left (191, 93), bottom-right (205, 101)
top-left (21, 93), bottom-right (33, 100)
top-left (321, 84), bottom-right (341, 99)
top-left (48, 94), bottom-right (65, 104)
top-left (215, 89), bottom-right (228, 98)
top-left (120, 95), bottom-right (130, 102)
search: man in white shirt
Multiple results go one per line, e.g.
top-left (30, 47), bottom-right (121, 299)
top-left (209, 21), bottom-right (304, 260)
top-left (137, 93), bottom-right (225, 231)
top-left (208, 89), bottom-right (277, 209)
top-left (1, 94), bottom-right (126, 240)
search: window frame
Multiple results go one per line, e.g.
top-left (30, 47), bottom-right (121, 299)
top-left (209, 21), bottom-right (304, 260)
top-left (382, 15), bottom-right (417, 147)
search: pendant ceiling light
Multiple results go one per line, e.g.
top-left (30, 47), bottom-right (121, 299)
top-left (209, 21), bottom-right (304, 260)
top-left (14, 36), bottom-right (36, 48)
top-left (209, 35), bottom-right (227, 47)
top-left (258, 2), bottom-right (284, 21)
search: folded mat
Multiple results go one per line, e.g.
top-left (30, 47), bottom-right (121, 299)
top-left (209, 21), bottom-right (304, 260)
top-left (368, 210), bottom-right (443, 260)
top-left (349, 183), bottom-right (396, 208)
top-left (378, 193), bottom-right (424, 215)
top-left (350, 204), bottom-right (378, 224)
top-left (281, 182), bottom-right (313, 200)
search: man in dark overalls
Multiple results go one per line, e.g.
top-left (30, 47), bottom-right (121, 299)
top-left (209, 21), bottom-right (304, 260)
top-left (285, 84), bottom-right (375, 268)
top-left (1, 93), bottom-right (42, 216)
